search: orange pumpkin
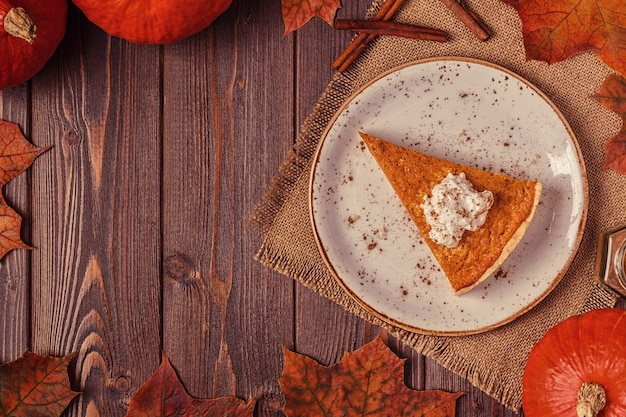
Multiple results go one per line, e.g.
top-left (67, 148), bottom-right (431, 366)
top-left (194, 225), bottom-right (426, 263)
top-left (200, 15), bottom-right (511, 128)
top-left (0, 0), bottom-right (67, 89)
top-left (72, 0), bottom-right (233, 44)
top-left (522, 308), bottom-right (626, 417)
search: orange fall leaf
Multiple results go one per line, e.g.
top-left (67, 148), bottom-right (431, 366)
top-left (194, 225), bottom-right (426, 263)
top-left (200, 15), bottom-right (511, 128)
top-left (281, 0), bottom-right (341, 35)
top-left (125, 353), bottom-right (256, 417)
top-left (592, 73), bottom-right (626, 174)
top-left (0, 120), bottom-right (49, 260)
top-left (279, 337), bottom-right (463, 416)
top-left (0, 195), bottom-right (31, 260)
top-left (515, 0), bottom-right (626, 76)
top-left (0, 351), bottom-right (80, 417)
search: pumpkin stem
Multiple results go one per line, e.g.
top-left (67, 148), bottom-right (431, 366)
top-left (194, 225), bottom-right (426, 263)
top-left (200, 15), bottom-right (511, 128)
top-left (3, 7), bottom-right (37, 44)
top-left (576, 382), bottom-right (607, 417)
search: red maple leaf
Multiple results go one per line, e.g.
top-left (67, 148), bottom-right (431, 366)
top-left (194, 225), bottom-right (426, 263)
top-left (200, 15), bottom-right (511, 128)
top-left (592, 73), bottom-right (626, 174)
top-left (281, 0), bottom-right (342, 35)
top-left (279, 337), bottom-right (463, 416)
top-left (515, 0), bottom-right (626, 76)
top-left (0, 120), bottom-right (49, 260)
top-left (125, 353), bottom-right (256, 417)
top-left (0, 351), bottom-right (79, 417)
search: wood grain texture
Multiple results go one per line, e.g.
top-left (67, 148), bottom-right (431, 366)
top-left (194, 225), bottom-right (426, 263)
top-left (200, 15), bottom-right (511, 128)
top-left (0, 83), bottom-right (31, 363)
top-left (29, 5), bottom-right (161, 417)
top-left (293, 0), bottom-right (379, 367)
top-left (225, 2), bottom-right (295, 414)
top-left (161, 1), bottom-right (294, 416)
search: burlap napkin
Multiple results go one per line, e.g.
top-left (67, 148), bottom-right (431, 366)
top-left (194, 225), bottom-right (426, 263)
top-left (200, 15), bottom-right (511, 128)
top-left (252, 0), bottom-right (626, 410)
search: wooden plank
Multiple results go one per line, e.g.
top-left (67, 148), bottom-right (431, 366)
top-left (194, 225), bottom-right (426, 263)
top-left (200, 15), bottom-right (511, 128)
top-left (161, 1), bottom-right (294, 415)
top-left (293, 0), bottom-right (376, 365)
top-left (0, 83), bottom-right (31, 363)
top-left (29, 6), bottom-right (161, 416)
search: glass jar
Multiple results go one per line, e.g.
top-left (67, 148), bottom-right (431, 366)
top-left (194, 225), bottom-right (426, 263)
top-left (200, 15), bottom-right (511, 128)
top-left (596, 226), bottom-right (626, 297)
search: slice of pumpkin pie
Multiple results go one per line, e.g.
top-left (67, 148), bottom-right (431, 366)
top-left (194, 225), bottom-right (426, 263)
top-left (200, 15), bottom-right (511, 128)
top-left (359, 131), bottom-right (542, 295)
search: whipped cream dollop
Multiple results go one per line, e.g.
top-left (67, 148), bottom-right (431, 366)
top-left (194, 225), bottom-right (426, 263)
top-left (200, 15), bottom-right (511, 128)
top-left (420, 172), bottom-right (494, 248)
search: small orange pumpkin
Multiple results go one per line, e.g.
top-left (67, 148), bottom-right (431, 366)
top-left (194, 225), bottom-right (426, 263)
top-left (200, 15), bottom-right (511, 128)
top-left (72, 0), bottom-right (233, 44)
top-left (0, 0), bottom-right (67, 89)
top-left (522, 308), bottom-right (626, 417)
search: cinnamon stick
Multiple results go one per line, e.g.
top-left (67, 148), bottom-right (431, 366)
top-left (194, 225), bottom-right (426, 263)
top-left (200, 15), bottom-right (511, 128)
top-left (335, 19), bottom-right (448, 42)
top-left (438, 0), bottom-right (491, 41)
top-left (332, 0), bottom-right (405, 72)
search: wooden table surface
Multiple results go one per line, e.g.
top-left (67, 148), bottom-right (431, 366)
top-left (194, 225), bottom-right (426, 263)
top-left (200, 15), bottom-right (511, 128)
top-left (4, 2), bottom-right (619, 417)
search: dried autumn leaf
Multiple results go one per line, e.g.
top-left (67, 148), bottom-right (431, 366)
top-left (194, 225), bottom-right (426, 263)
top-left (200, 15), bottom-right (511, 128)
top-left (592, 73), bottom-right (626, 174)
top-left (125, 353), bottom-right (256, 417)
top-left (0, 121), bottom-right (49, 185)
top-left (281, 0), bottom-right (341, 35)
top-left (516, 0), bottom-right (626, 75)
top-left (279, 337), bottom-right (463, 416)
top-left (0, 120), bottom-right (49, 260)
top-left (0, 195), bottom-right (31, 260)
top-left (0, 351), bottom-right (79, 417)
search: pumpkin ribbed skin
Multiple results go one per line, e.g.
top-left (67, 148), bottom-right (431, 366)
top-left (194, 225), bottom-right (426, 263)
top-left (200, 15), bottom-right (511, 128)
top-left (72, 0), bottom-right (233, 44)
top-left (523, 308), bottom-right (626, 417)
top-left (0, 0), bottom-right (67, 89)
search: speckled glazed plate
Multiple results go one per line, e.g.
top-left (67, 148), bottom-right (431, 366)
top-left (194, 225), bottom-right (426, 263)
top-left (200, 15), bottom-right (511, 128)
top-left (309, 57), bottom-right (587, 336)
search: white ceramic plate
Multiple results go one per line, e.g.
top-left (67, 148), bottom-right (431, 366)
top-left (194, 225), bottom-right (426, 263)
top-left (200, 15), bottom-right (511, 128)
top-left (310, 57), bottom-right (587, 336)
